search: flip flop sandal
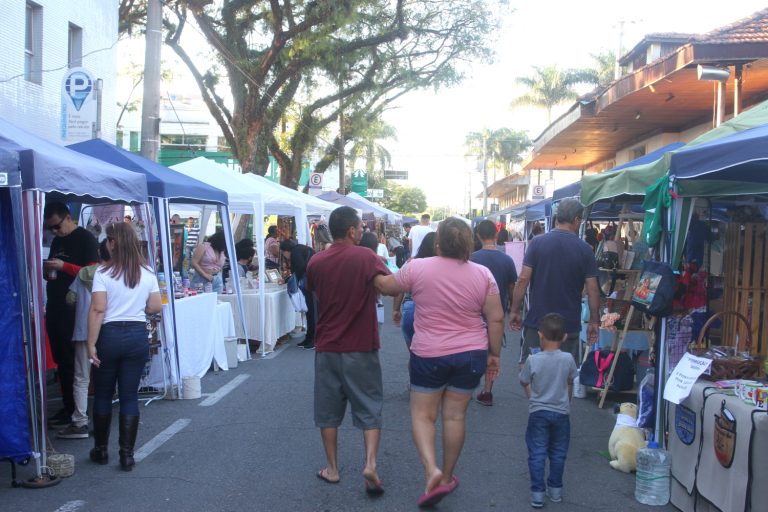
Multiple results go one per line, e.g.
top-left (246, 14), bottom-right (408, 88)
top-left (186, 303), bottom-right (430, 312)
top-left (316, 468), bottom-right (340, 484)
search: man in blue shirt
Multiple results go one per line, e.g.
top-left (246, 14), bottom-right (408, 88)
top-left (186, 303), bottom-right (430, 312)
top-left (470, 220), bottom-right (517, 406)
top-left (510, 198), bottom-right (600, 364)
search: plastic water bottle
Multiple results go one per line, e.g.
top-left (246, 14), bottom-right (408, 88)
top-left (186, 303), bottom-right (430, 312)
top-left (635, 438), bottom-right (671, 505)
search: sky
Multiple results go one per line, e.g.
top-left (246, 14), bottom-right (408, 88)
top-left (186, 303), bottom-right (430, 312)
top-left (382, 1), bottom-right (768, 212)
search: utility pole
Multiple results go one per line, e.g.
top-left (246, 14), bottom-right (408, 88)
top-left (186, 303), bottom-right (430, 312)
top-left (338, 107), bottom-right (345, 194)
top-left (481, 132), bottom-right (488, 217)
top-left (140, 0), bottom-right (162, 161)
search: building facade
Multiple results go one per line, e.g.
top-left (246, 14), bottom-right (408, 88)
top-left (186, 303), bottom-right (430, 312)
top-left (0, 0), bottom-right (118, 144)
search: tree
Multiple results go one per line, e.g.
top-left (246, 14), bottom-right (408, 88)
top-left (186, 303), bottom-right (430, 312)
top-left (383, 182), bottom-right (427, 215)
top-left (347, 118), bottom-right (396, 188)
top-left (510, 65), bottom-right (597, 124)
top-left (587, 49), bottom-right (617, 89)
top-left (464, 127), bottom-right (530, 214)
top-left (150, 0), bottom-right (502, 188)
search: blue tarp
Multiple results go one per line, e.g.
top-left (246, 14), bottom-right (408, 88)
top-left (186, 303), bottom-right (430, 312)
top-left (0, 117), bottom-right (147, 204)
top-left (68, 139), bottom-right (227, 205)
top-left (525, 198), bottom-right (552, 222)
top-left (0, 184), bottom-right (31, 463)
top-left (552, 142), bottom-right (685, 202)
top-left (670, 124), bottom-right (768, 182)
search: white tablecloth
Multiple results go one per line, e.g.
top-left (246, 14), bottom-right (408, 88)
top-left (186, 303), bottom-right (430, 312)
top-left (160, 294), bottom-right (235, 384)
top-left (218, 286), bottom-right (297, 351)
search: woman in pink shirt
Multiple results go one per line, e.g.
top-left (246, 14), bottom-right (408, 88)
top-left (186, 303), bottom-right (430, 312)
top-left (375, 217), bottom-right (504, 507)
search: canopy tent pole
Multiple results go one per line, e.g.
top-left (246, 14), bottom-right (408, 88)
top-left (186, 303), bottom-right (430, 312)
top-left (220, 204), bottom-right (251, 360)
top-left (22, 190), bottom-right (49, 481)
top-left (154, 198), bottom-right (182, 395)
top-left (254, 200), bottom-right (267, 356)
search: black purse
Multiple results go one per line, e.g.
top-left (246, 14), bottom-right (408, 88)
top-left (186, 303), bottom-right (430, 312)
top-left (580, 350), bottom-right (635, 391)
top-left (631, 260), bottom-right (675, 317)
top-left (598, 251), bottom-right (619, 270)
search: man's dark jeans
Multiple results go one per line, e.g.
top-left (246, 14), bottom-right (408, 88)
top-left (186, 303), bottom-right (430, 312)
top-left (92, 322), bottom-right (149, 416)
top-left (46, 309), bottom-right (76, 415)
top-left (525, 409), bottom-right (570, 493)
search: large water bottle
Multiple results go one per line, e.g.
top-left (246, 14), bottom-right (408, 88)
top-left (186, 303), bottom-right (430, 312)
top-left (635, 438), bottom-right (671, 505)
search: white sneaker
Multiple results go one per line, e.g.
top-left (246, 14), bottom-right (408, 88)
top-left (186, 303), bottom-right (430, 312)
top-left (546, 487), bottom-right (562, 503)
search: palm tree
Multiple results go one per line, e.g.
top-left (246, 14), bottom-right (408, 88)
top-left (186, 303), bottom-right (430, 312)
top-left (511, 65), bottom-right (597, 124)
top-left (589, 50), bottom-right (617, 89)
top-left (347, 118), bottom-right (397, 189)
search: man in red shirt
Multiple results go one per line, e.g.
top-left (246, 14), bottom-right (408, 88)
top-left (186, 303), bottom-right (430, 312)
top-left (305, 206), bottom-right (390, 495)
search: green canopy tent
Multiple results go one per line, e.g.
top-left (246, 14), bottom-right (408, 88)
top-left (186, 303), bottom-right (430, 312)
top-left (581, 99), bottom-right (768, 209)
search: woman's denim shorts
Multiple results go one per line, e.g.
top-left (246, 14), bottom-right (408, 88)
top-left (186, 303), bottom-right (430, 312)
top-left (409, 349), bottom-right (487, 394)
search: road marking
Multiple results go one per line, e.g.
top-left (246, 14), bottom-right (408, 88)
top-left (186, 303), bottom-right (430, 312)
top-left (53, 501), bottom-right (85, 512)
top-left (134, 418), bottom-right (191, 462)
top-left (199, 374), bottom-right (250, 407)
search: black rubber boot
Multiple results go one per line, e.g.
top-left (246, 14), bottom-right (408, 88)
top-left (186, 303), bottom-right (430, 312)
top-left (89, 413), bottom-right (111, 465)
top-left (118, 415), bottom-right (139, 471)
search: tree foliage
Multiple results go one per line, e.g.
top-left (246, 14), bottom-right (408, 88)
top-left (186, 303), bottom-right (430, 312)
top-left (588, 50), bottom-right (617, 89)
top-left (464, 128), bottom-right (530, 177)
top-left (146, 0), bottom-right (503, 187)
top-left (510, 65), bottom-right (597, 124)
top-left (382, 182), bottom-right (427, 215)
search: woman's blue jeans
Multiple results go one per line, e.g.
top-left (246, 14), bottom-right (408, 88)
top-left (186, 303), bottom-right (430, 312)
top-left (92, 322), bottom-right (149, 416)
top-left (525, 410), bottom-right (570, 492)
top-left (401, 299), bottom-right (415, 348)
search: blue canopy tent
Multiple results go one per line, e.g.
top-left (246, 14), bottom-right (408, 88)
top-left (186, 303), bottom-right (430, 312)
top-left (317, 191), bottom-right (378, 219)
top-left (0, 117), bottom-right (148, 486)
top-left (67, 139), bottom-right (251, 384)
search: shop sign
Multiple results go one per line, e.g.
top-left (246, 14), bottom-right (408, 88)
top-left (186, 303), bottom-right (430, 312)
top-left (61, 67), bottom-right (97, 141)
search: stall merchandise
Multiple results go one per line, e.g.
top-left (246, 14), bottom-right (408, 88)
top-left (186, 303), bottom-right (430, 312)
top-left (0, 117), bottom-right (148, 486)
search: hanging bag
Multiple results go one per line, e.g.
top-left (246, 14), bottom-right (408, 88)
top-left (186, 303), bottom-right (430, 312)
top-left (631, 260), bottom-right (675, 317)
top-left (286, 274), bottom-right (308, 313)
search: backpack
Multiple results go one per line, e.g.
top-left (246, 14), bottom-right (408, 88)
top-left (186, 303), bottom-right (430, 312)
top-left (579, 350), bottom-right (635, 391)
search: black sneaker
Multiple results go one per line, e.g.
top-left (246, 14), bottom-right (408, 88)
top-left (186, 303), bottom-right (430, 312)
top-left (57, 423), bottom-right (89, 439)
top-left (301, 343), bottom-right (315, 350)
top-left (47, 409), bottom-right (71, 427)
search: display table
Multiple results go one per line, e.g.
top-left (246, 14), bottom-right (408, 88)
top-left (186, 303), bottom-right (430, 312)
top-left (669, 380), bottom-right (768, 512)
top-left (154, 294), bottom-right (235, 386)
top-left (217, 286), bottom-right (297, 352)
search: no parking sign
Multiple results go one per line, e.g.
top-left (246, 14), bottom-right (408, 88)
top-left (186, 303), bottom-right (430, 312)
top-left (309, 173), bottom-right (323, 188)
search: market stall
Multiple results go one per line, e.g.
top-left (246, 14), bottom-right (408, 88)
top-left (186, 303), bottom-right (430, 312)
top-left (172, 158), bottom-right (303, 354)
top-left (0, 117), bottom-right (149, 486)
top-left (67, 139), bottom-right (247, 389)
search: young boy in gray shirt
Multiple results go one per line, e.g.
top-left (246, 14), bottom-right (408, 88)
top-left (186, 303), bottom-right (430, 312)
top-left (519, 313), bottom-right (577, 508)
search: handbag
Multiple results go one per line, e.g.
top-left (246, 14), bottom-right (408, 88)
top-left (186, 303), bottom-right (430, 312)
top-left (579, 349), bottom-right (635, 391)
top-left (286, 274), bottom-right (308, 313)
top-left (631, 260), bottom-right (675, 317)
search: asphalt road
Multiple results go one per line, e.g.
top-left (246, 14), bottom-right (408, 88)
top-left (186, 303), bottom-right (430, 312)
top-left (1, 299), bottom-right (675, 511)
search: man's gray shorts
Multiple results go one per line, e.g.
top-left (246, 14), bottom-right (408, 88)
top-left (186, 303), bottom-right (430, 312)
top-left (314, 351), bottom-right (383, 430)
top-left (519, 327), bottom-right (580, 364)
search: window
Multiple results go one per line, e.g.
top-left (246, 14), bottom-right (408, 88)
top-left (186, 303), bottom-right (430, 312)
top-left (632, 146), bottom-right (646, 160)
top-left (160, 134), bottom-right (207, 151)
top-left (115, 131), bottom-right (124, 148)
top-left (25, 2), bottom-right (43, 83)
top-left (68, 23), bottom-right (82, 68)
top-left (129, 131), bottom-right (140, 152)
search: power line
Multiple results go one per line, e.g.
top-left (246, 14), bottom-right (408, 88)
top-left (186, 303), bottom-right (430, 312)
top-left (0, 38), bottom-right (121, 83)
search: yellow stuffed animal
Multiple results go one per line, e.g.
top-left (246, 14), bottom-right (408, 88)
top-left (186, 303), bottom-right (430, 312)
top-left (608, 402), bottom-right (647, 473)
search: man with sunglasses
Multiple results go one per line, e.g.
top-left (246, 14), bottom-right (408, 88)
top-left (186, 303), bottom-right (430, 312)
top-left (43, 202), bottom-right (99, 432)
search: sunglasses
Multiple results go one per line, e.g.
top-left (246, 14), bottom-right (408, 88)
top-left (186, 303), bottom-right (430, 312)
top-left (48, 220), bottom-right (64, 232)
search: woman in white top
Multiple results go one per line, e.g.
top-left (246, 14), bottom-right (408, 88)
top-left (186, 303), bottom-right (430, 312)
top-left (87, 222), bottom-right (161, 471)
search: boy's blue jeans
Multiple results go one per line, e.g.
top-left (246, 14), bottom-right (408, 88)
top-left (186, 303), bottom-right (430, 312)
top-left (525, 410), bottom-right (570, 493)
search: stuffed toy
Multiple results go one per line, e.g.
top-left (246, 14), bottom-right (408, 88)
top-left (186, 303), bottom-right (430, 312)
top-left (608, 402), bottom-right (647, 473)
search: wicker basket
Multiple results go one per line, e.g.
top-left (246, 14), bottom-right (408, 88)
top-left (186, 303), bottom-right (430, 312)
top-left (48, 453), bottom-right (75, 478)
top-left (690, 311), bottom-right (763, 381)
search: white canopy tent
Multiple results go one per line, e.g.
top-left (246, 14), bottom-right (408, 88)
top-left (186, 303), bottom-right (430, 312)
top-left (245, 174), bottom-right (339, 218)
top-left (346, 191), bottom-right (402, 223)
top-left (171, 157), bottom-right (309, 355)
